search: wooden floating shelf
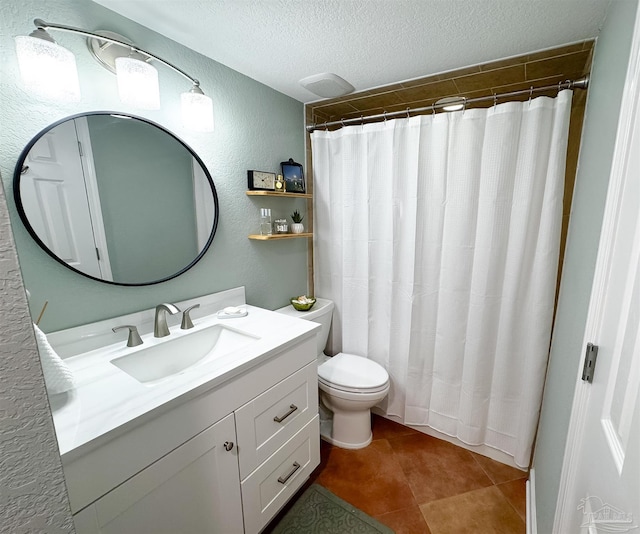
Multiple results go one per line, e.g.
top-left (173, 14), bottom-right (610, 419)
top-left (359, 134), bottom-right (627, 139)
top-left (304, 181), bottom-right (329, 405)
top-left (246, 191), bottom-right (311, 199)
top-left (248, 233), bottom-right (313, 240)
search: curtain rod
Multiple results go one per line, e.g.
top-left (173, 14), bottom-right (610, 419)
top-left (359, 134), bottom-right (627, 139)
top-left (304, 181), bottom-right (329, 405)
top-left (306, 76), bottom-right (589, 132)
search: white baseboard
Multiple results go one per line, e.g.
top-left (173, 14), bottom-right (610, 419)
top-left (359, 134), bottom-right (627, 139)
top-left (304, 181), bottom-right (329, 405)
top-left (527, 468), bottom-right (537, 534)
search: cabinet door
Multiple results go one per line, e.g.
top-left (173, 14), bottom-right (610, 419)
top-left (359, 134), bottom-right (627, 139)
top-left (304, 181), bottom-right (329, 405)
top-left (74, 413), bottom-right (243, 534)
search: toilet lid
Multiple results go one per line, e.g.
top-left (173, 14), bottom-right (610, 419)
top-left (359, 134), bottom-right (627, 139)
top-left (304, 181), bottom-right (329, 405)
top-left (318, 353), bottom-right (389, 390)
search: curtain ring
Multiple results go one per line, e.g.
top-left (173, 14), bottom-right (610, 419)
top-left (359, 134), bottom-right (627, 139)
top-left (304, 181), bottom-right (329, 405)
top-left (493, 94), bottom-right (498, 108)
top-left (462, 97), bottom-right (467, 115)
top-left (406, 107), bottom-right (411, 119)
top-left (383, 110), bottom-right (387, 124)
top-left (528, 86), bottom-right (534, 105)
top-left (341, 118), bottom-right (346, 127)
top-left (431, 103), bottom-right (436, 115)
top-left (563, 79), bottom-right (571, 92)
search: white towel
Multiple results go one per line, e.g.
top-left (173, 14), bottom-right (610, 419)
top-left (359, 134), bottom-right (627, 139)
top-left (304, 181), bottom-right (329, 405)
top-left (33, 324), bottom-right (75, 395)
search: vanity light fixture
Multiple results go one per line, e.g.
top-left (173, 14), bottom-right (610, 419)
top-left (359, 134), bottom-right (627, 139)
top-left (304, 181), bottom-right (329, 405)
top-left (435, 96), bottom-right (466, 112)
top-left (14, 19), bottom-right (214, 131)
top-left (181, 84), bottom-right (214, 132)
top-left (115, 53), bottom-right (161, 110)
top-left (14, 28), bottom-right (81, 101)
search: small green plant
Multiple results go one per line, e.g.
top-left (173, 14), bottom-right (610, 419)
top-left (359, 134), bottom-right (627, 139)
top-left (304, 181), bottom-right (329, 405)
top-left (291, 210), bottom-right (304, 223)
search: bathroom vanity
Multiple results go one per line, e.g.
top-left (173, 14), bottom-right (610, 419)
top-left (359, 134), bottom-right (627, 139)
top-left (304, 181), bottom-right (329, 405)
top-left (47, 288), bottom-right (320, 534)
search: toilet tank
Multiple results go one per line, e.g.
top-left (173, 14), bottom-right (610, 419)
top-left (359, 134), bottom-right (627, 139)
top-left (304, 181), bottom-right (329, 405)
top-left (275, 298), bottom-right (334, 356)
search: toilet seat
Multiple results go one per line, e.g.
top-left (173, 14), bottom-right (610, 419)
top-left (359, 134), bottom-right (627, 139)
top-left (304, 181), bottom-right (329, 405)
top-left (318, 352), bottom-right (389, 394)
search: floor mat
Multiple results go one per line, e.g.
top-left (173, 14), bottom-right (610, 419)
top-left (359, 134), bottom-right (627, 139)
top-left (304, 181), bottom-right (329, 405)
top-left (271, 484), bottom-right (394, 534)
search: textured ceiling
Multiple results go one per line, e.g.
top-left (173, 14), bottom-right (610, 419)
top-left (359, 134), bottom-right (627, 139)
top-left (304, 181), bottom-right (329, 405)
top-left (91, 0), bottom-right (611, 103)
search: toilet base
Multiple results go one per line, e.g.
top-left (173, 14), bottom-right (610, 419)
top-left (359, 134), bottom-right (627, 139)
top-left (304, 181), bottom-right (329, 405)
top-left (318, 395), bottom-right (375, 450)
top-left (320, 426), bottom-right (373, 449)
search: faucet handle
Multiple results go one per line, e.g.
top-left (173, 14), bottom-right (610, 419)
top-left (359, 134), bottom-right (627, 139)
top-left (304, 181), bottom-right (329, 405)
top-left (181, 304), bottom-right (200, 330)
top-left (112, 325), bottom-right (143, 347)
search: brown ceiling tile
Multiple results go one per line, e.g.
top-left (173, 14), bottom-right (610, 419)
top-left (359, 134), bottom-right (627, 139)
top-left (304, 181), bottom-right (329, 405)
top-left (311, 101), bottom-right (360, 118)
top-left (399, 72), bottom-right (447, 88)
top-left (337, 110), bottom-right (384, 122)
top-left (526, 41), bottom-right (593, 62)
top-left (328, 105), bottom-right (422, 124)
top-left (526, 50), bottom-right (592, 81)
top-left (492, 75), bottom-right (574, 91)
top-left (394, 79), bottom-right (460, 104)
top-left (485, 76), bottom-right (579, 103)
top-left (311, 92), bottom-right (361, 107)
top-left (312, 109), bottom-right (330, 120)
top-left (388, 102), bottom-right (437, 115)
top-left (310, 114), bottom-right (331, 127)
top-left (345, 91), bottom-right (406, 111)
top-left (478, 43), bottom-right (592, 72)
top-left (310, 42), bottom-right (595, 121)
top-left (369, 81), bottom-right (406, 93)
top-left (442, 65), bottom-right (483, 78)
top-left (479, 54), bottom-right (528, 71)
top-left (453, 64), bottom-right (526, 93)
top-left (305, 106), bottom-right (314, 121)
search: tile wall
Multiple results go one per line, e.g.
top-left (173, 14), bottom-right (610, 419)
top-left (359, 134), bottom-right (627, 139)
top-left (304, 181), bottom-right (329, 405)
top-left (305, 41), bottom-right (595, 298)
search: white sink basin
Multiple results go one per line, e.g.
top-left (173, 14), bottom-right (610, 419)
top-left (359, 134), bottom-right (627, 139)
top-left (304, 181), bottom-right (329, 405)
top-left (111, 324), bottom-right (259, 384)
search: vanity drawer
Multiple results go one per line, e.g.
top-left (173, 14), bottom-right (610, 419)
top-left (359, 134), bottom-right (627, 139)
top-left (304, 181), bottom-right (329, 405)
top-left (241, 415), bottom-right (320, 534)
top-left (236, 360), bottom-right (317, 479)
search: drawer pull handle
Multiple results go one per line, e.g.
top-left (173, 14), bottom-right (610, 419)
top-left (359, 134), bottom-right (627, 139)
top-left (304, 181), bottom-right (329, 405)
top-left (273, 404), bottom-right (298, 423)
top-left (224, 441), bottom-right (234, 451)
top-left (277, 462), bottom-right (301, 484)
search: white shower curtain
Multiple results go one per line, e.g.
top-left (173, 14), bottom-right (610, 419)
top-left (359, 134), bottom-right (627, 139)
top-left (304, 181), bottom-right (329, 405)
top-left (311, 90), bottom-right (572, 467)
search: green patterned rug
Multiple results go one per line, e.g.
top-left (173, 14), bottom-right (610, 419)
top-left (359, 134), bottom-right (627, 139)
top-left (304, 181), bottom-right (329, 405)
top-left (271, 484), bottom-right (394, 534)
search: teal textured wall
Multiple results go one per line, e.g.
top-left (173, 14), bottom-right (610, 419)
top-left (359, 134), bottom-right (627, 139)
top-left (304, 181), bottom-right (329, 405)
top-left (533, 1), bottom-right (639, 532)
top-left (0, 0), bottom-right (307, 332)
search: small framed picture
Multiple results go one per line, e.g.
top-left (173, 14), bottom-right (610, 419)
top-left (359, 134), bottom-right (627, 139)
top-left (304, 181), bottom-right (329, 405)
top-left (281, 158), bottom-right (305, 193)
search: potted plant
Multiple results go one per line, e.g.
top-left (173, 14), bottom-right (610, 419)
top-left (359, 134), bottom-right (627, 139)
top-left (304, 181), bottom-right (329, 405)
top-left (290, 210), bottom-right (305, 234)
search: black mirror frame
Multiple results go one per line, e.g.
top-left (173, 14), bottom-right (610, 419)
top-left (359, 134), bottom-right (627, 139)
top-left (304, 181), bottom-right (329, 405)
top-left (12, 111), bottom-right (220, 287)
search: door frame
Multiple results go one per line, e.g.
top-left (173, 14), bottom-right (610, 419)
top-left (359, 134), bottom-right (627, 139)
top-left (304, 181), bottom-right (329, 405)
top-left (74, 117), bottom-right (113, 281)
top-left (554, 6), bottom-right (640, 531)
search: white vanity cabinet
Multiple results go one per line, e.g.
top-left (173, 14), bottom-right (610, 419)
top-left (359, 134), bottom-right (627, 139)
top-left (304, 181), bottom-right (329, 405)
top-left (68, 335), bottom-right (319, 534)
top-left (72, 413), bottom-right (243, 533)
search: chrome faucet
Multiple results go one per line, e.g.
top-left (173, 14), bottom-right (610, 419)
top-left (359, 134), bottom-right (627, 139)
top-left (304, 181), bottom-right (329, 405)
top-left (181, 303), bottom-right (200, 330)
top-left (112, 325), bottom-right (143, 347)
top-left (154, 303), bottom-right (180, 338)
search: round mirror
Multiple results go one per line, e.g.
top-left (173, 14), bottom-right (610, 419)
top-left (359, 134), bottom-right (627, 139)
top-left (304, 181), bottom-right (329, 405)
top-left (13, 112), bottom-right (219, 286)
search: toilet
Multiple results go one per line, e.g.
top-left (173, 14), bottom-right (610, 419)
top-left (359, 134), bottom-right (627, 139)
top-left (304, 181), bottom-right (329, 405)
top-left (276, 298), bottom-right (389, 449)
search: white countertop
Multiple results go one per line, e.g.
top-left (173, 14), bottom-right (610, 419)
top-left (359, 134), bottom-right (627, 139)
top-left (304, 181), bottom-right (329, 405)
top-left (47, 289), bottom-right (318, 459)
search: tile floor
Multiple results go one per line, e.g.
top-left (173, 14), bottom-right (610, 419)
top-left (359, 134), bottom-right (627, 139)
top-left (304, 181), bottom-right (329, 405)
top-left (271, 415), bottom-right (528, 534)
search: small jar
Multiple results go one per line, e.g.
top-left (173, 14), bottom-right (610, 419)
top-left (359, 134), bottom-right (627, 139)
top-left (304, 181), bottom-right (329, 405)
top-left (260, 208), bottom-right (272, 236)
top-left (274, 218), bottom-right (288, 234)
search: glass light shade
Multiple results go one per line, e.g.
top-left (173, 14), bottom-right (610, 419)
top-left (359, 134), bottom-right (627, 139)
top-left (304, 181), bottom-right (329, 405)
top-left (115, 56), bottom-right (160, 110)
top-left (15, 35), bottom-right (81, 101)
top-left (181, 90), bottom-right (214, 132)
